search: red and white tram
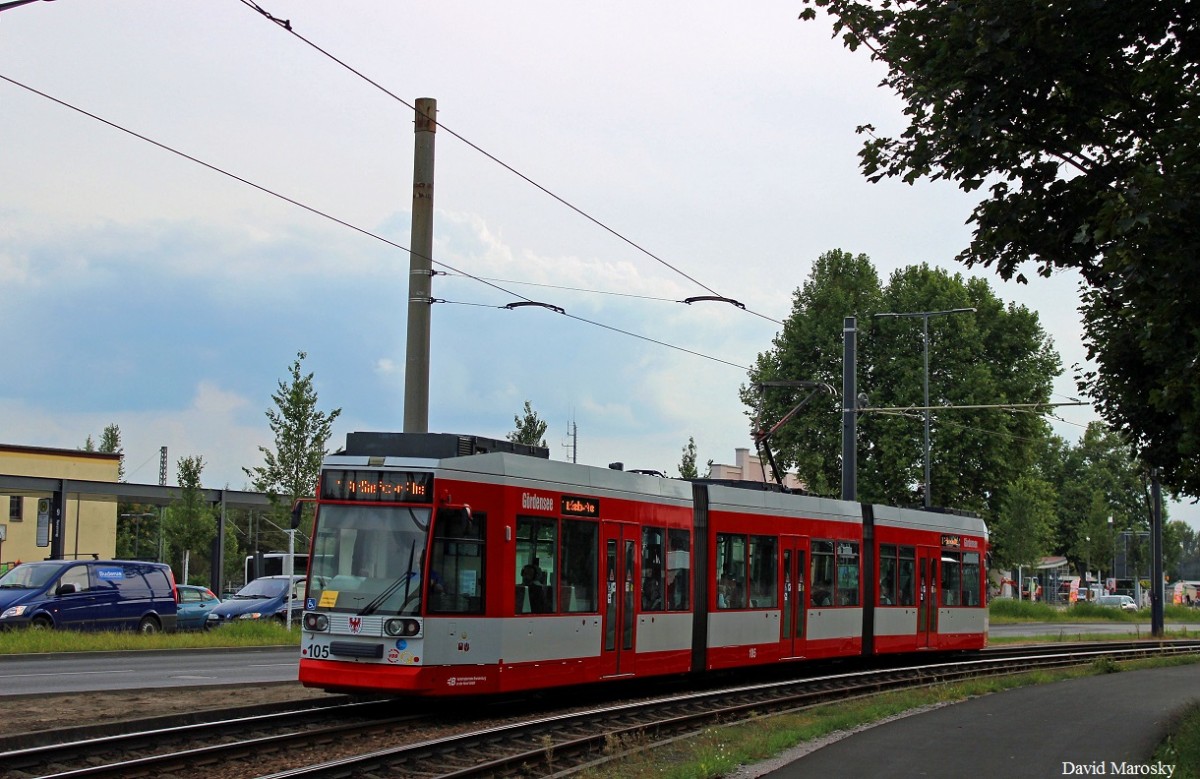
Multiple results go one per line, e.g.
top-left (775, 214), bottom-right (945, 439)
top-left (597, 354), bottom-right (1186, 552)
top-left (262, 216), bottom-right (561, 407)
top-left (297, 433), bottom-right (988, 696)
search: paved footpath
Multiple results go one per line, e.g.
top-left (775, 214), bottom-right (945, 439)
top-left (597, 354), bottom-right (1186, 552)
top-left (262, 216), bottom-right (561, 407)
top-left (757, 663), bottom-right (1200, 778)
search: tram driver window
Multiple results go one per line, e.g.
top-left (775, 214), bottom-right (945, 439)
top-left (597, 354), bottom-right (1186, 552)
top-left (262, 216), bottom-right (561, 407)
top-left (516, 517), bottom-right (557, 614)
top-left (427, 508), bottom-right (485, 614)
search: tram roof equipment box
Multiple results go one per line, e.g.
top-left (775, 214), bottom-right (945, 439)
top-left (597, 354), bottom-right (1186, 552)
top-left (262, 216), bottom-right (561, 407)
top-left (342, 432), bottom-right (549, 461)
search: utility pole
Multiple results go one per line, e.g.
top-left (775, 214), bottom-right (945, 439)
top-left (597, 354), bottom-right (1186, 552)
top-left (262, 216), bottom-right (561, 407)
top-left (1151, 471), bottom-right (1164, 637)
top-left (873, 307), bottom-right (975, 508)
top-left (842, 316), bottom-right (857, 501)
top-left (404, 98), bottom-right (437, 433)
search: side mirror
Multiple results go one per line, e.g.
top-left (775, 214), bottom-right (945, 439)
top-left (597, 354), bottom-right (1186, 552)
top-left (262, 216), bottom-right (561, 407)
top-left (56, 582), bottom-right (79, 596)
top-left (290, 502), bottom-right (304, 529)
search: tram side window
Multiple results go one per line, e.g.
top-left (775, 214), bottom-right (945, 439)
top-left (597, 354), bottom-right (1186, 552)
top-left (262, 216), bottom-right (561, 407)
top-left (715, 533), bottom-right (747, 609)
top-left (516, 517), bottom-right (557, 614)
top-left (941, 552), bottom-right (962, 607)
top-left (641, 527), bottom-right (665, 611)
top-left (561, 520), bottom-right (598, 613)
top-left (879, 545), bottom-right (898, 605)
top-left (667, 529), bottom-right (691, 610)
top-left (748, 535), bottom-right (778, 608)
top-left (898, 546), bottom-right (916, 606)
top-left (962, 552), bottom-right (982, 606)
top-left (836, 542), bottom-right (860, 606)
top-left (427, 508), bottom-right (485, 614)
top-left (810, 541), bottom-right (835, 607)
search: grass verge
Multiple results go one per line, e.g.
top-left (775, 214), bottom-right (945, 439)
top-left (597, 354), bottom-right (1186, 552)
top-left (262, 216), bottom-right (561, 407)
top-left (576, 655), bottom-right (1200, 779)
top-left (988, 598), bottom-right (1200, 624)
top-left (0, 621), bottom-right (300, 654)
top-left (1154, 704), bottom-right (1200, 778)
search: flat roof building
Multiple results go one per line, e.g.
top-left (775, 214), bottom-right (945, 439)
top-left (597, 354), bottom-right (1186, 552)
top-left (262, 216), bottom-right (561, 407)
top-left (0, 444), bottom-right (120, 569)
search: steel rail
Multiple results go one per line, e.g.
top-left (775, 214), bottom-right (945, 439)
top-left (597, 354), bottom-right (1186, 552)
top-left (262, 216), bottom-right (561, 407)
top-left (257, 641), bottom-right (1200, 779)
top-left (10, 641), bottom-right (1198, 778)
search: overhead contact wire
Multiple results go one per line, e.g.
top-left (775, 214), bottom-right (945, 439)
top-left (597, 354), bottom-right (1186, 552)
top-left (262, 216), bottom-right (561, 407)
top-left (238, 0), bottom-right (784, 326)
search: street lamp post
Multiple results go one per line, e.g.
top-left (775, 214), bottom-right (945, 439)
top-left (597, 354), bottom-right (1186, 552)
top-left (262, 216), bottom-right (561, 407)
top-left (873, 307), bottom-right (976, 508)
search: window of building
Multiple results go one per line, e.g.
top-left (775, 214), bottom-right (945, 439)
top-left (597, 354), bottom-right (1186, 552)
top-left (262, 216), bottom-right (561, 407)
top-left (9, 496), bottom-right (21, 522)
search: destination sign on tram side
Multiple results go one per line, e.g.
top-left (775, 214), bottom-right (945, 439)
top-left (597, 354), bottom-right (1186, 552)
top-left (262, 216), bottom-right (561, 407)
top-left (561, 495), bottom-right (600, 518)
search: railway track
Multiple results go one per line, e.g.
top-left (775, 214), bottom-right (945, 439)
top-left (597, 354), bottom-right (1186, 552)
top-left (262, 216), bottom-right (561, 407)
top-left (7, 640), bottom-right (1199, 779)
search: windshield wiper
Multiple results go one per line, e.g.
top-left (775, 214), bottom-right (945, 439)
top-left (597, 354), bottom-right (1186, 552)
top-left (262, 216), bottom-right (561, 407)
top-left (359, 538), bottom-right (419, 617)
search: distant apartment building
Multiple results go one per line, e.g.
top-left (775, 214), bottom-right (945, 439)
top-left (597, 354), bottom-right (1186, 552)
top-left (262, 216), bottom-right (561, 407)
top-left (706, 447), bottom-right (805, 491)
top-left (0, 444), bottom-right (120, 567)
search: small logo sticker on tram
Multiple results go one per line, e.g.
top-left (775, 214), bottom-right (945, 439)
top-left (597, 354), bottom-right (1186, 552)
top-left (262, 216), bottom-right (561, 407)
top-left (349, 616), bottom-right (362, 634)
top-left (387, 648), bottom-right (401, 663)
top-left (305, 598), bottom-right (316, 610)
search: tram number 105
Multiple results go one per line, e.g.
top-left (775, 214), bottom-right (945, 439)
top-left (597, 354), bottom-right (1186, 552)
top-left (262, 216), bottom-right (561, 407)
top-left (306, 642), bottom-right (332, 660)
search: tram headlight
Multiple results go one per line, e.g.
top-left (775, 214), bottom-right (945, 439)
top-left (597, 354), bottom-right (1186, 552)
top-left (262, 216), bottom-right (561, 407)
top-left (384, 618), bottom-right (421, 638)
top-left (303, 613), bottom-right (329, 632)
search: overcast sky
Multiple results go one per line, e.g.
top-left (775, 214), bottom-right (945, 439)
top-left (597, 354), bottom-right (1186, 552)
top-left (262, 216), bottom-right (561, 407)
top-left (2, 2), bottom-right (1186, 524)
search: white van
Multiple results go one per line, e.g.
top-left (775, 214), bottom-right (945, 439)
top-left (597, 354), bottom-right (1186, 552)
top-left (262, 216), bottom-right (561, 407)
top-left (1096, 594), bottom-right (1138, 611)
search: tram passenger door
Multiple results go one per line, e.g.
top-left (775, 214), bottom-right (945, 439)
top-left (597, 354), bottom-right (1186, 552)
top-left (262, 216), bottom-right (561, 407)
top-left (781, 537), bottom-right (809, 659)
top-left (917, 546), bottom-right (939, 647)
top-left (600, 523), bottom-right (638, 677)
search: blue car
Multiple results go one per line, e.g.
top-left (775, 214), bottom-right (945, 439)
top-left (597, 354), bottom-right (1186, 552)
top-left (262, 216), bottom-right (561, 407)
top-left (176, 584), bottom-right (221, 630)
top-left (205, 575), bottom-right (305, 628)
top-left (0, 560), bottom-right (177, 633)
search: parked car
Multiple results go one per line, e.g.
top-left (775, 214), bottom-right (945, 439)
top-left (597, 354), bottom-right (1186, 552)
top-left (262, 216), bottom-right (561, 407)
top-left (1096, 594), bottom-right (1138, 611)
top-left (205, 575), bottom-right (305, 628)
top-left (176, 584), bottom-right (221, 630)
top-left (0, 560), bottom-right (178, 632)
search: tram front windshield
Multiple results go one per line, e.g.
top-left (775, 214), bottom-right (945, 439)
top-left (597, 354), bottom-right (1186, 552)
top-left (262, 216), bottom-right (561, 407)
top-left (308, 504), bottom-right (431, 616)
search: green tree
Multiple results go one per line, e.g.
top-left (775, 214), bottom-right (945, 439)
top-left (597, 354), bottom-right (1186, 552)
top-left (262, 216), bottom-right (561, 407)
top-left (82, 423), bottom-right (125, 481)
top-left (679, 437), bottom-right (701, 479)
top-left (800, 1), bottom-right (1200, 496)
top-left (507, 401), bottom-right (548, 448)
top-left (244, 351), bottom-right (342, 541)
top-left (742, 249), bottom-right (882, 497)
top-left (164, 455), bottom-right (214, 585)
top-left (747, 252), bottom-right (1059, 515)
top-left (991, 474), bottom-right (1057, 573)
top-left (99, 424), bottom-right (125, 481)
top-left (1049, 422), bottom-right (1148, 572)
